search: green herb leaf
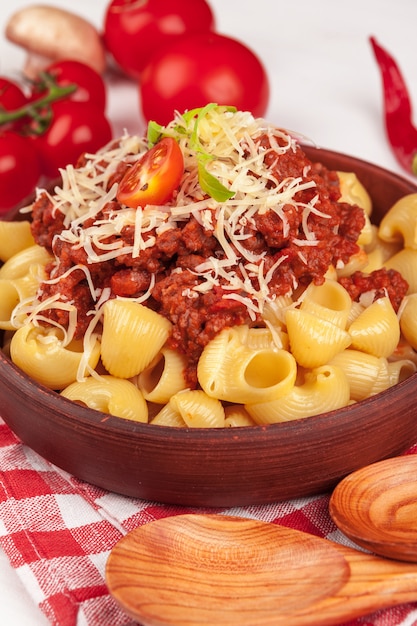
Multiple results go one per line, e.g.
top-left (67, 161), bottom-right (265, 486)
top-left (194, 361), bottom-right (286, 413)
top-left (147, 121), bottom-right (164, 147)
top-left (198, 161), bottom-right (235, 202)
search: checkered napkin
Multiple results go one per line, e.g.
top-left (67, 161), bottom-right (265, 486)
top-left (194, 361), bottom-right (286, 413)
top-left (1, 417), bottom-right (417, 626)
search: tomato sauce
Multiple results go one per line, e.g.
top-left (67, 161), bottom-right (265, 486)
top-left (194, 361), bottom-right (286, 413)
top-left (29, 136), bottom-right (406, 386)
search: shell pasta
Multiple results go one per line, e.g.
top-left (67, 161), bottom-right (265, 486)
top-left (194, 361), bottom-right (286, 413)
top-left (1, 106), bottom-right (417, 426)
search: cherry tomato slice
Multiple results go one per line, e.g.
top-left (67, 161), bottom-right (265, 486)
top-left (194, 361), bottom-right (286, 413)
top-left (117, 137), bottom-right (184, 208)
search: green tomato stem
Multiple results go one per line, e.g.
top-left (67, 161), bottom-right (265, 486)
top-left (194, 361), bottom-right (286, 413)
top-left (0, 79), bottom-right (77, 126)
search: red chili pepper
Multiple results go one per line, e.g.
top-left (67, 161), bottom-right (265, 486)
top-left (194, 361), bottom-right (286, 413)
top-left (370, 36), bottom-right (417, 176)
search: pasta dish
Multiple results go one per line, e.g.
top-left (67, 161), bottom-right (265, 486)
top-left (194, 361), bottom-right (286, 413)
top-left (0, 104), bottom-right (416, 427)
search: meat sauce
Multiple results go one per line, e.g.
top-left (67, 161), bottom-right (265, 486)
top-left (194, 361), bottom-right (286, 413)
top-left (30, 135), bottom-right (407, 386)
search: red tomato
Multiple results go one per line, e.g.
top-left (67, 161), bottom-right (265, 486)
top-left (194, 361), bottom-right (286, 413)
top-left (103, 0), bottom-right (215, 78)
top-left (117, 137), bottom-right (184, 208)
top-left (33, 101), bottom-right (113, 178)
top-left (0, 78), bottom-right (29, 132)
top-left (139, 32), bottom-right (270, 125)
top-left (31, 60), bottom-right (107, 111)
top-left (0, 77), bottom-right (27, 111)
top-left (0, 131), bottom-right (41, 212)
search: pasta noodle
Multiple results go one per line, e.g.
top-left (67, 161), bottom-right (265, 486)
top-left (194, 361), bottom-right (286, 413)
top-left (299, 280), bottom-right (352, 328)
top-left (0, 220), bottom-right (35, 262)
top-left (348, 296), bottom-right (400, 358)
top-left (384, 248), bottom-right (417, 293)
top-left (0, 244), bottom-right (52, 280)
top-left (0, 264), bottom-right (47, 330)
top-left (329, 349), bottom-right (392, 401)
top-left (61, 375), bottom-right (148, 422)
top-left (224, 405), bottom-right (256, 428)
top-left (246, 365), bottom-right (350, 424)
top-left (285, 308), bottom-right (351, 368)
top-left (101, 299), bottom-right (172, 378)
top-left (197, 326), bottom-right (297, 404)
top-left (379, 193), bottom-right (417, 249)
top-left (399, 294), bottom-right (417, 350)
top-left (138, 347), bottom-right (188, 403)
top-left (337, 171), bottom-right (372, 215)
top-left (1, 105), bottom-right (416, 426)
top-left (169, 390), bottom-right (225, 428)
top-left (10, 323), bottom-right (101, 389)
top-left (150, 403), bottom-right (187, 427)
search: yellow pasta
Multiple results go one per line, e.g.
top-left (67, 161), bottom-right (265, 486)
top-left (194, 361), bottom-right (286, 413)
top-left (348, 296), bottom-right (400, 358)
top-left (346, 301), bottom-right (365, 327)
top-left (384, 248), bottom-right (417, 294)
top-left (390, 338), bottom-right (417, 367)
top-left (0, 244), bottom-right (52, 280)
top-left (101, 299), bottom-right (172, 378)
top-left (0, 281), bottom-right (20, 331)
top-left (61, 375), bottom-right (148, 422)
top-left (379, 193), bottom-right (417, 249)
top-left (10, 323), bottom-right (101, 389)
top-left (330, 349), bottom-right (391, 401)
top-left (363, 247), bottom-right (385, 274)
top-left (224, 405), bottom-right (256, 427)
top-left (285, 309), bottom-right (351, 368)
top-left (150, 403), bottom-right (187, 427)
top-left (0, 264), bottom-right (47, 330)
top-left (335, 249), bottom-right (369, 278)
top-left (262, 295), bottom-right (293, 327)
top-left (246, 365), bottom-right (350, 424)
top-left (198, 326), bottom-right (297, 403)
top-left (233, 325), bottom-right (289, 351)
top-left (300, 280), bottom-right (352, 328)
top-left (169, 390), bottom-right (225, 428)
top-left (364, 225), bottom-right (402, 270)
top-left (356, 212), bottom-right (373, 247)
top-left (0, 220), bottom-right (35, 262)
top-left (399, 294), bottom-right (417, 350)
top-left (387, 360), bottom-right (417, 386)
top-left (337, 171), bottom-right (372, 215)
top-left (137, 347), bottom-right (188, 403)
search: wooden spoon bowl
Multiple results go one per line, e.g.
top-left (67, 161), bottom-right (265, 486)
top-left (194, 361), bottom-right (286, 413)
top-left (106, 514), bottom-right (417, 626)
top-left (329, 454), bottom-right (417, 562)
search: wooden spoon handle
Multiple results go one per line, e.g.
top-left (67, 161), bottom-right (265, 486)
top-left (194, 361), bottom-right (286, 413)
top-left (305, 543), bottom-right (417, 625)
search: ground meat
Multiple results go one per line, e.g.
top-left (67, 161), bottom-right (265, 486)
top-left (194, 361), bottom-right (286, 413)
top-left (152, 272), bottom-right (251, 386)
top-left (111, 269), bottom-right (152, 297)
top-left (339, 268), bottom-right (409, 312)
top-left (254, 204), bottom-right (300, 248)
top-left (31, 192), bottom-right (66, 252)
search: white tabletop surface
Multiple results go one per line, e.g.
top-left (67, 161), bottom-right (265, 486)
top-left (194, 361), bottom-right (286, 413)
top-left (0, 0), bottom-right (416, 623)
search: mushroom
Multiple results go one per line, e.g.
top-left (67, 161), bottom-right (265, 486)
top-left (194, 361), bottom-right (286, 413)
top-left (5, 5), bottom-right (107, 78)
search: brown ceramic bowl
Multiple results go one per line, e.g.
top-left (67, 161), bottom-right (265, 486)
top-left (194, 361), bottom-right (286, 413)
top-left (1, 147), bottom-right (417, 507)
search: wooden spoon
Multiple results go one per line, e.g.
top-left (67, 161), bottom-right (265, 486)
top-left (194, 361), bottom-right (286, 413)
top-left (106, 513), bottom-right (417, 626)
top-left (329, 454), bottom-right (417, 562)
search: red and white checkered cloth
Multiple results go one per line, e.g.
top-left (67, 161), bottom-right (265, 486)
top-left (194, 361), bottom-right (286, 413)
top-left (1, 416), bottom-right (417, 626)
